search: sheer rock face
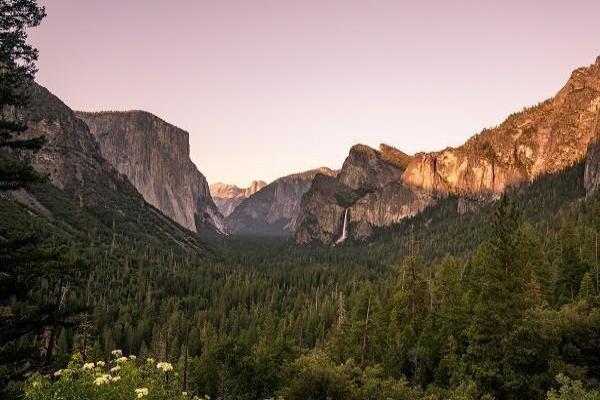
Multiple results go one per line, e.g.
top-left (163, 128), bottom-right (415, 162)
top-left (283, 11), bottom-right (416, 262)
top-left (585, 135), bottom-right (600, 193)
top-left (226, 168), bottom-right (336, 236)
top-left (18, 83), bottom-right (205, 247)
top-left (295, 144), bottom-right (427, 244)
top-left (296, 57), bottom-right (600, 243)
top-left (403, 57), bottom-right (600, 195)
top-left (209, 180), bottom-right (266, 217)
top-left (21, 83), bottom-right (131, 200)
top-left (76, 111), bottom-right (224, 233)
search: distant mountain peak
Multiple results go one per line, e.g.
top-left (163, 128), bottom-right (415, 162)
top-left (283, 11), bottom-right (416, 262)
top-left (210, 180), bottom-right (267, 217)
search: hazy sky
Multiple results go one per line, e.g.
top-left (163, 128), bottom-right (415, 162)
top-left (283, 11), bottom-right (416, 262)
top-left (31, 0), bottom-right (600, 187)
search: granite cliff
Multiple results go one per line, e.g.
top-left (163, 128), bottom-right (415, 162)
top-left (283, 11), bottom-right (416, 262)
top-left (585, 133), bottom-right (600, 193)
top-left (295, 145), bottom-right (430, 243)
top-left (210, 180), bottom-right (266, 217)
top-left (296, 56), bottom-right (600, 243)
top-left (76, 111), bottom-right (224, 233)
top-left (226, 168), bottom-right (337, 236)
top-left (13, 82), bottom-right (205, 248)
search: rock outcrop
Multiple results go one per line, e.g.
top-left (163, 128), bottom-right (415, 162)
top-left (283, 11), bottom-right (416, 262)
top-left (16, 82), bottom-right (205, 248)
top-left (210, 180), bottom-right (266, 217)
top-left (76, 111), bottom-right (224, 233)
top-left (295, 144), bottom-right (429, 244)
top-left (404, 57), bottom-right (600, 196)
top-left (585, 135), bottom-right (600, 193)
top-left (226, 168), bottom-right (337, 236)
top-left (296, 56), bottom-right (600, 243)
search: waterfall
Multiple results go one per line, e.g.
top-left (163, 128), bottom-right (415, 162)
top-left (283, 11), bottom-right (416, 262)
top-left (335, 208), bottom-right (349, 244)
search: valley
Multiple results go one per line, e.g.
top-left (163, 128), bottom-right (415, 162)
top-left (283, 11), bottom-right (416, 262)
top-left (2, 2), bottom-right (600, 399)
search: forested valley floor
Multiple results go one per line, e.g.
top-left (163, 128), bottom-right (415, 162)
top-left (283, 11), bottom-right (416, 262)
top-left (2, 162), bottom-right (600, 399)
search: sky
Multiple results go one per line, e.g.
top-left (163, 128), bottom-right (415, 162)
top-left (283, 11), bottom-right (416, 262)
top-left (30, 0), bottom-right (600, 187)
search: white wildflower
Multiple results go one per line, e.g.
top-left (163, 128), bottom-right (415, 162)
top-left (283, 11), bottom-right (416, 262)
top-left (135, 387), bottom-right (149, 398)
top-left (116, 356), bottom-right (128, 364)
top-left (146, 357), bottom-right (155, 364)
top-left (156, 361), bottom-right (173, 372)
top-left (111, 349), bottom-right (123, 357)
top-left (94, 374), bottom-right (110, 386)
top-left (129, 355), bottom-right (137, 360)
top-left (82, 362), bottom-right (95, 370)
top-left (110, 375), bottom-right (121, 382)
top-left (109, 365), bottom-right (121, 373)
top-left (96, 360), bottom-right (106, 368)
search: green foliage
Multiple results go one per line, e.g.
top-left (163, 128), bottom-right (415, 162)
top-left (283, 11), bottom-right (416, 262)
top-left (0, 0), bottom-right (47, 190)
top-left (2, 152), bottom-right (599, 400)
top-left (24, 352), bottom-right (201, 400)
top-left (546, 374), bottom-right (600, 400)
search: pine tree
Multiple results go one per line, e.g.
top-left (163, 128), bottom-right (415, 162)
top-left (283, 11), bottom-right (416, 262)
top-left (464, 196), bottom-right (529, 398)
top-left (0, 0), bottom-right (46, 190)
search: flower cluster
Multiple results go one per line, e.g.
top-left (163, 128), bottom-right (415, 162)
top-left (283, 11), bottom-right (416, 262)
top-left (111, 349), bottom-right (123, 357)
top-left (110, 365), bottom-right (121, 373)
top-left (30, 352), bottom-right (205, 400)
top-left (156, 361), bottom-right (174, 372)
top-left (94, 374), bottom-right (110, 386)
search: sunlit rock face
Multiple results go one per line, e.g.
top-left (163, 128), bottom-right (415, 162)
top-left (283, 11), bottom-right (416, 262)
top-left (77, 111), bottom-right (225, 233)
top-left (225, 168), bottom-right (337, 236)
top-left (403, 57), bottom-right (600, 195)
top-left (210, 180), bottom-right (266, 217)
top-left (295, 144), bottom-right (427, 244)
top-left (296, 57), bottom-right (600, 243)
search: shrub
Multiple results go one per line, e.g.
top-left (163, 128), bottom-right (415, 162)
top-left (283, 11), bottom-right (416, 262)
top-left (24, 351), bottom-right (208, 400)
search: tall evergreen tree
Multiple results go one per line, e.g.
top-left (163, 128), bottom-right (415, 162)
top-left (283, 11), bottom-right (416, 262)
top-left (0, 0), bottom-right (46, 189)
top-left (0, 3), bottom-right (89, 398)
top-left (464, 196), bottom-right (529, 398)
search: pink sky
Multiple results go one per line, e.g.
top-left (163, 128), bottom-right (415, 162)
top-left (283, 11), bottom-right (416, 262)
top-left (30, 0), bottom-right (600, 186)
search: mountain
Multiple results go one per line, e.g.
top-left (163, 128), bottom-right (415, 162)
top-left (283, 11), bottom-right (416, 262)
top-left (296, 56), bottom-right (600, 243)
top-left (210, 180), bottom-right (267, 217)
top-left (226, 167), bottom-right (337, 236)
top-left (295, 145), bottom-right (431, 243)
top-left (76, 111), bottom-right (224, 234)
top-left (9, 82), bottom-right (206, 250)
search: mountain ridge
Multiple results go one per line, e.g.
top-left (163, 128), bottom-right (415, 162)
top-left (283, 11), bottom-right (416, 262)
top-left (76, 110), bottom-right (225, 234)
top-left (295, 56), bottom-right (600, 243)
top-left (210, 180), bottom-right (267, 217)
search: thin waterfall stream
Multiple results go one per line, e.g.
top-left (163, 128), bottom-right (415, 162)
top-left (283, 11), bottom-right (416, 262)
top-left (335, 208), bottom-right (349, 244)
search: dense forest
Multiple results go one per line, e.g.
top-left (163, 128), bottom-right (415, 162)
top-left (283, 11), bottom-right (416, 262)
top-left (2, 1), bottom-right (600, 400)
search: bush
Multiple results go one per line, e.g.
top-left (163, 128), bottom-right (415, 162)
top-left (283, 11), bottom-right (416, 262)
top-left (24, 351), bottom-right (207, 400)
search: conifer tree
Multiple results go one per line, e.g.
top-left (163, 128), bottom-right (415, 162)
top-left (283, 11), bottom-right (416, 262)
top-left (0, 0), bottom-right (46, 190)
top-left (464, 196), bottom-right (529, 398)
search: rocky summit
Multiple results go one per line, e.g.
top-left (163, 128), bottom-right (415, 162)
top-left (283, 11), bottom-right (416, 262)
top-left (210, 180), bottom-right (267, 217)
top-left (77, 111), bottom-right (225, 234)
top-left (296, 56), bottom-right (600, 243)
